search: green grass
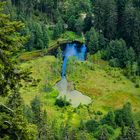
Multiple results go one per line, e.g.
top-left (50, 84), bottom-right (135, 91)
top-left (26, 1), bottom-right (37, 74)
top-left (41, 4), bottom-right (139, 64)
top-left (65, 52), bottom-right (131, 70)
top-left (8, 54), bottom-right (139, 139)
top-left (0, 53), bottom-right (139, 138)
top-left (60, 31), bottom-right (84, 42)
top-left (66, 59), bottom-right (140, 112)
top-left (19, 54), bottom-right (140, 116)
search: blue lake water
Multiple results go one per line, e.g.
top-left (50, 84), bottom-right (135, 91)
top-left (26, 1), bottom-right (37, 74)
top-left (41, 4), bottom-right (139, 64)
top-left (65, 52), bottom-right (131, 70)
top-left (61, 43), bottom-right (87, 78)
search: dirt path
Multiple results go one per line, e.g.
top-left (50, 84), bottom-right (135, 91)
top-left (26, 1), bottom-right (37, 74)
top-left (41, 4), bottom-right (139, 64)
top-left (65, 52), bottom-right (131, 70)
top-left (55, 78), bottom-right (92, 107)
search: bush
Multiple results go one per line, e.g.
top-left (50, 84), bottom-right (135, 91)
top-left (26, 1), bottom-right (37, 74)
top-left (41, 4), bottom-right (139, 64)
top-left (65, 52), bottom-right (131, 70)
top-left (55, 96), bottom-right (71, 107)
top-left (135, 83), bottom-right (140, 88)
top-left (109, 58), bottom-right (120, 67)
top-left (43, 84), bottom-right (53, 92)
top-left (115, 102), bottom-right (133, 127)
top-left (94, 125), bottom-right (114, 140)
top-left (97, 111), bottom-right (103, 115)
top-left (85, 120), bottom-right (99, 132)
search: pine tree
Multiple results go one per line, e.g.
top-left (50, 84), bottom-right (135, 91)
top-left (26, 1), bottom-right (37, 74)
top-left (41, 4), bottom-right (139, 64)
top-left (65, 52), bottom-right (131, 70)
top-left (67, 15), bottom-right (76, 31)
top-left (53, 21), bottom-right (63, 39)
top-left (85, 27), bottom-right (99, 54)
top-left (42, 26), bottom-right (49, 49)
top-left (6, 92), bottom-right (23, 111)
top-left (125, 122), bottom-right (138, 140)
top-left (75, 17), bottom-right (84, 35)
top-left (115, 102), bottom-right (133, 127)
top-left (0, 3), bottom-right (36, 139)
top-left (94, 0), bottom-right (117, 40)
top-left (0, 1), bottom-right (27, 96)
top-left (116, 0), bottom-right (127, 38)
top-left (101, 110), bottom-right (116, 127)
top-left (34, 22), bottom-right (44, 49)
top-left (106, 39), bottom-right (128, 67)
top-left (83, 12), bottom-right (93, 32)
top-left (98, 127), bottom-right (109, 140)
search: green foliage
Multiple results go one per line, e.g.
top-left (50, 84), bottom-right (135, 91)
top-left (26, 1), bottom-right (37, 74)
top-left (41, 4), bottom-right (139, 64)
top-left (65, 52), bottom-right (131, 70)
top-left (57, 47), bottom-right (63, 61)
top-left (101, 110), bottom-right (116, 127)
top-left (24, 20), bottom-right (49, 51)
top-left (106, 39), bottom-right (130, 67)
top-left (30, 96), bottom-right (55, 139)
top-left (75, 17), bottom-right (84, 35)
top-left (42, 26), bottom-right (49, 49)
top-left (125, 122), bottom-right (138, 140)
top-left (0, 2), bottom-right (30, 96)
top-left (94, 0), bottom-right (117, 39)
top-left (117, 122), bottom-right (138, 140)
top-left (55, 96), bottom-right (71, 107)
top-left (1, 0), bottom-right (140, 139)
top-left (0, 108), bottom-right (37, 140)
top-left (6, 92), bottom-right (23, 111)
top-left (34, 22), bottom-right (44, 49)
top-left (83, 12), bottom-right (93, 32)
top-left (53, 20), bottom-right (64, 39)
top-left (109, 58), bottom-right (120, 67)
top-left (67, 15), bottom-right (76, 31)
top-left (0, 2), bottom-right (38, 139)
top-left (115, 102), bottom-right (133, 127)
top-left (85, 27), bottom-right (99, 54)
top-left (95, 125), bottom-right (114, 140)
top-left (85, 120), bottom-right (99, 132)
top-left (31, 96), bottom-right (42, 125)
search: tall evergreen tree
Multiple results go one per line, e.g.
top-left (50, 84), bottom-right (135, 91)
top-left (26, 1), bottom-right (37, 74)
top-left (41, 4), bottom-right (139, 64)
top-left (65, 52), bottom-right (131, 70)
top-left (0, 3), bottom-right (36, 139)
top-left (42, 26), bottom-right (49, 49)
top-left (75, 17), bottom-right (84, 35)
top-left (94, 0), bottom-right (117, 39)
top-left (116, 0), bottom-right (127, 38)
top-left (85, 27), bottom-right (99, 54)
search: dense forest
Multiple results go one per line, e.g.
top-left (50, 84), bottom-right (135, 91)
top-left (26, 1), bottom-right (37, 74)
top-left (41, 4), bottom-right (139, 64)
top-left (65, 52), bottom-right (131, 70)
top-left (0, 0), bottom-right (140, 139)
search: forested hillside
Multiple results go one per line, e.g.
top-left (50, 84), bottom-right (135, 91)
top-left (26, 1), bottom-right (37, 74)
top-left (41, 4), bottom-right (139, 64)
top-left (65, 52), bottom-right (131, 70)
top-left (0, 0), bottom-right (140, 139)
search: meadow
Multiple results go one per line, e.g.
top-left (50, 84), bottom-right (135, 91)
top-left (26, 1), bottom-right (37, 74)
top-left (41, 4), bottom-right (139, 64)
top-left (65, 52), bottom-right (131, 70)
top-left (19, 53), bottom-right (140, 139)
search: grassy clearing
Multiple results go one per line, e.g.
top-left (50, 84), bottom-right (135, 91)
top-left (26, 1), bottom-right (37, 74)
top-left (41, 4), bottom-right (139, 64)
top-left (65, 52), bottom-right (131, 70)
top-left (19, 55), bottom-right (140, 115)
top-left (67, 59), bottom-right (140, 112)
top-left (13, 54), bottom-right (139, 139)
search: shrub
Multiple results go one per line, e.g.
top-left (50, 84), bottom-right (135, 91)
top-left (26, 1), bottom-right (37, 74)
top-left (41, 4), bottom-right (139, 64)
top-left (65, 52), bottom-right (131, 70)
top-left (100, 111), bottom-right (116, 127)
top-left (135, 83), bottom-right (140, 88)
top-left (43, 84), bottom-right (53, 92)
top-left (109, 58), bottom-right (120, 67)
top-left (96, 111), bottom-right (103, 115)
top-left (85, 120), bottom-right (99, 132)
top-left (115, 102), bottom-right (133, 127)
top-left (94, 125), bottom-right (114, 140)
top-left (55, 96), bottom-right (71, 107)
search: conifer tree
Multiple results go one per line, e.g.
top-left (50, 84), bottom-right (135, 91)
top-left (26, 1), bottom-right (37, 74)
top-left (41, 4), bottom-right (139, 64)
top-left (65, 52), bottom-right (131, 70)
top-left (0, 1), bottom-right (28, 96)
top-left (85, 27), bottom-right (99, 54)
top-left (0, 2), bottom-right (36, 139)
